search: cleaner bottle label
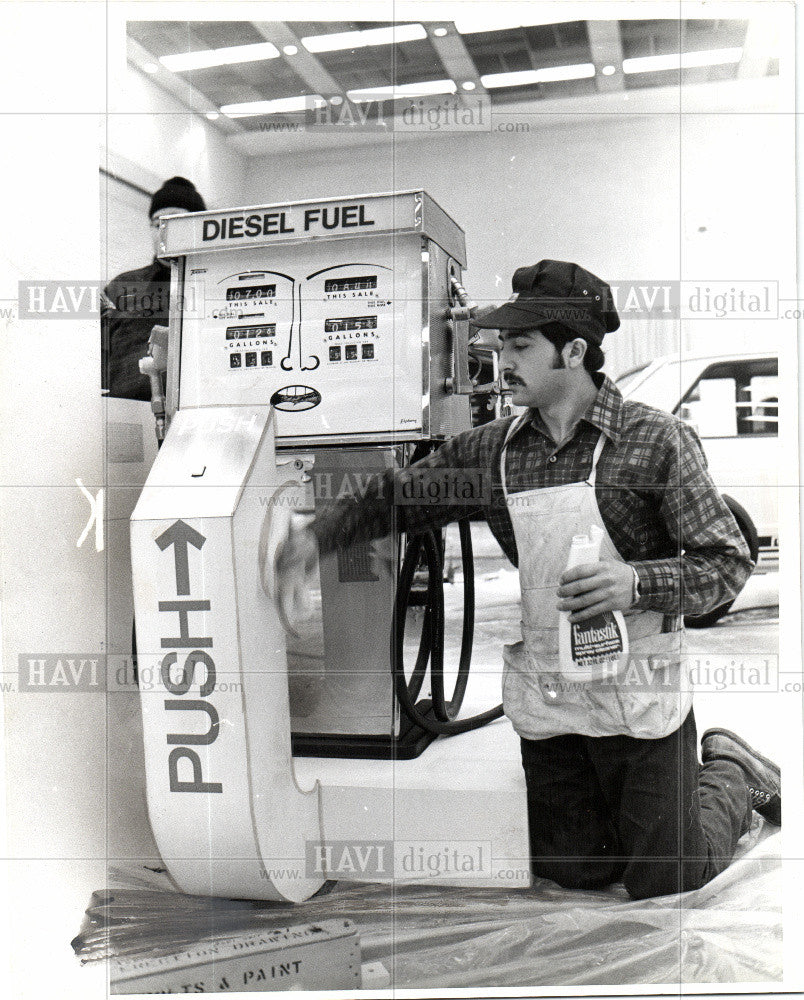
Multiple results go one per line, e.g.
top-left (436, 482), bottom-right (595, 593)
top-left (558, 525), bottom-right (629, 680)
top-left (569, 612), bottom-right (625, 667)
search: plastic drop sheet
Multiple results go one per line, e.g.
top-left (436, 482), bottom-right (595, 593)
top-left (73, 820), bottom-right (781, 989)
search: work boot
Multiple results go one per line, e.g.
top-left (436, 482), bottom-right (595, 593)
top-left (701, 728), bottom-right (781, 826)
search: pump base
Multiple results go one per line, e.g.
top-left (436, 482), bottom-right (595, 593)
top-left (292, 701), bottom-right (439, 760)
top-left (294, 712), bottom-right (532, 889)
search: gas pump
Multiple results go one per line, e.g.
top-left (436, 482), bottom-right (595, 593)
top-left (131, 192), bottom-right (530, 901)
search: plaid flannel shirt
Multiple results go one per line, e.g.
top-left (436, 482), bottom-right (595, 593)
top-left (310, 374), bottom-right (754, 617)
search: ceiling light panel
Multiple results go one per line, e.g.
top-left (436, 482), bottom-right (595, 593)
top-left (220, 94), bottom-right (321, 116)
top-left (302, 23), bottom-right (427, 53)
top-left (347, 79), bottom-right (457, 101)
top-left (454, 14), bottom-right (580, 34)
top-left (622, 47), bottom-right (743, 74)
top-left (481, 64), bottom-right (595, 88)
top-left (160, 41), bottom-right (280, 73)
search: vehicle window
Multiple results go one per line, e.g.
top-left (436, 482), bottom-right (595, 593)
top-left (676, 358), bottom-right (778, 438)
top-left (614, 363), bottom-right (649, 396)
top-left (616, 359), bottom-right (684, 413)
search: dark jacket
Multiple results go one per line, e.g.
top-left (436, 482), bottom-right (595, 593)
top-left (102, 259), bottom-right (171, 400)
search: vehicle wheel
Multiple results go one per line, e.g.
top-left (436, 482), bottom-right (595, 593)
top-left (684, 496), bottom-right (760, 629)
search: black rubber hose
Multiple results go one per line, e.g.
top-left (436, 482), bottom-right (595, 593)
top-left (400, 533), bottom-right (435, 702)
top-left (394, 531), bottom-right (439, 704)
top-left (430, 519), bottom-right (473, 721)
top-left (392, 522), bottom-right (504, 736)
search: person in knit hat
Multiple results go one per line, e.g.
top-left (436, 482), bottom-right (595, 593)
top-left (102, 177), bottom-right (206, 400)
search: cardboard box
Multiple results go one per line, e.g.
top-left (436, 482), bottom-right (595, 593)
top-left (109, 919), bottom-right (360, 994)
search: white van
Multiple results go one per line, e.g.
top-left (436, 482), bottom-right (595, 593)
top-left (616, 351), bottom-right (778, 626)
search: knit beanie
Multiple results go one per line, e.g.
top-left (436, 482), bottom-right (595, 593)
top-left (149, 176), bottom-right (206, 217)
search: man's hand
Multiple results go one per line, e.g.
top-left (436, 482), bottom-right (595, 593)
top-left (274, 515), bottom-right (318, 636)
top-left (557, 561), bottom-right (635, 623)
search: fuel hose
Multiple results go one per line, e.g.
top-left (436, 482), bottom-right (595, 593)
top-left (392, 520), bottom-right (504, 736)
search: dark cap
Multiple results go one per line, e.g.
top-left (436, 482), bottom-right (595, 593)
top-left (149, 176), bottom-right (206, 218)
top-left (471, 259), bottom-right (619, 346)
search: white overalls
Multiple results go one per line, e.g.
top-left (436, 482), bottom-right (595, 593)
top-left (500, 413), bottom-right (690, 740)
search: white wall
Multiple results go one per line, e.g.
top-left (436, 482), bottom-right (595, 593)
top-left (0, 6), bottom-right (111, 993)
top-left (100, 171), bottom-right (151, 282)
top-left (102, 65), bottom-right (249, 280)
top-left (242, 80), bottom-right (795, 376)
top-left (0, 22), bottom-right (253, 998)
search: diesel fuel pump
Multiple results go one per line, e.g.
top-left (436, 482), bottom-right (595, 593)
top-left (130, 192), bottom-right (529, 902)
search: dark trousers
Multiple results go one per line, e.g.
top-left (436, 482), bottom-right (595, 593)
top-left (520, 709), bottom-right (752, 900)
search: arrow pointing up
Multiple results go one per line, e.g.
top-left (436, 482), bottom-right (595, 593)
top-left (156, 520), bottom-right (206, 596)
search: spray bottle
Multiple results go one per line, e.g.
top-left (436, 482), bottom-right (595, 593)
top-left (558, 525), bottom-right (629, 681)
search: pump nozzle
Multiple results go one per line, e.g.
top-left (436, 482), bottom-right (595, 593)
top-left (139, 324), bottom-right (169, 443)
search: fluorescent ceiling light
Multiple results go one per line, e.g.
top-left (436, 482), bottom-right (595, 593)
top-left (623, 47), bottom-right (743, 74)
top-left (220, 95), bottom-right (321, 117)
top-left (455, 14), bottom-right (577, 34)
top-left (481, 64), bottom-right (595, 88)
top-left (160, 41), bottom-right (280, 73)
top-left (536, 63), bottom-right (596, 82)
top-left (347, 79), bottom-right (457, 102)
top-left (302, 24), bottom-right (426, 53)
top-left (142, 62), bottom-right (159, 74)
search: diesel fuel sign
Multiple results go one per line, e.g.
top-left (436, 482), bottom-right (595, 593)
top-left (201, 203), bottom-right (377, 243)
top-left (160, 194), bottom-right (417, 255)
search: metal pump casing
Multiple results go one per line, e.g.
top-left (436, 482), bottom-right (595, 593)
top-left (157, 190), bottom-right (471, 445)
top-left (156, 190), bottom-right (473, 748)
